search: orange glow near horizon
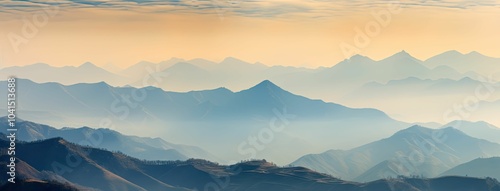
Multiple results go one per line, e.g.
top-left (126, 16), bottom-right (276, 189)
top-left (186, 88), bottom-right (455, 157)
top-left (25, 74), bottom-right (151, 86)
top-left (0, 1), bottom-right (498, 69)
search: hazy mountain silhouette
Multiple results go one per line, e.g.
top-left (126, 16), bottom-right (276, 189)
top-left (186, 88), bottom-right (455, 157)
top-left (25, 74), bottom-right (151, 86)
top-left (129, 62), bottom-right (216, 92)
top-left (424, 50), bottom-right (500, 76)
top-left (0, 62), bottom-right (126, 86)
top-left (2, 50), bottom-right (496, 94)
top-left (2, 50), bottom-right (496, 104)
top-left (442, 120), bottom-right (500, 144)
top-left (120, 58), bottom-right (187, 80)
top-left (131, 56), bottom-right (287, 92)
top-left (323, 51), bottom-right (471, 84)
top-left (268, 50), bottom-right (484, 106)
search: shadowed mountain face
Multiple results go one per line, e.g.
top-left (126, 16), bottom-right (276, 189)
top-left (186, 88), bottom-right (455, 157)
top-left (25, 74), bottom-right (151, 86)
top-left (291, 125), bottom-right (500, 182)
top-left (0, 79), bottom-right (407, 164)
top-left (0, 118), bottom-right (219, 162)
top-left (1, 137), bottom-right (499, 191)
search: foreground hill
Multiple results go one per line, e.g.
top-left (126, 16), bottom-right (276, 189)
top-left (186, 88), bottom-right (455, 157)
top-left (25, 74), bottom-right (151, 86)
top-left (1, 137), bottom-right (499, 191)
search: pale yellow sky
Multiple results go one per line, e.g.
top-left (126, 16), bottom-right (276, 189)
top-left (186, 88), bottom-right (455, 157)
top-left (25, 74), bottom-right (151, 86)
top-left (0, 0), bottom-right (498, 68)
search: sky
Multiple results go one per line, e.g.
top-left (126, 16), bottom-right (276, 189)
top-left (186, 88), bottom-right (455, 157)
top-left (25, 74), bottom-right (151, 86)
top-left (0, 0), bottom-right (499, 69)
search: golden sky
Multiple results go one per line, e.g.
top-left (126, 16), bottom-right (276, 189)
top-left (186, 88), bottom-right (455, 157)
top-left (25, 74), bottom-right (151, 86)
top-left (0, 0), bottom-right (498, 68)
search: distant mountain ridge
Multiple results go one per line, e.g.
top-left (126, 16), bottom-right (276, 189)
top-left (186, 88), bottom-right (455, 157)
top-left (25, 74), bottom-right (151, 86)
top-left (424, 50), bottom-right (500, 76)
top-left (2, 51), bottom-right (499, 127)
top-left (2, 50), bottom-right (497, 93)
top-left (0, 62), bottom-right (127, 86)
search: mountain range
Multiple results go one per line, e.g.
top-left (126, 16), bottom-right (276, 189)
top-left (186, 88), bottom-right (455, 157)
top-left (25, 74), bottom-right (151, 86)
top-left (1, 136), bottom-right (499, 191)
top-left (1, 50), bottom-right (498, 126)
top-left (423, 50), bottom-right (500, 76)
top-left (1, 50), bottom-right (497, 94)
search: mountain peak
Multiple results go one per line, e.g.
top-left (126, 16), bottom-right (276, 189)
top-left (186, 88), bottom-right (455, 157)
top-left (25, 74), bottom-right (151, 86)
top-left (78, 62), bottom-right (98, 68)
top-left (28, 63), bottom-right (51, 67)
top-left (395, 50), bottom-right (411, 57)
top-left (457, 76), bottom-right (475, 83)
top-left (221, 56), bottom-right (246, 64)
top-left (406, 124), bottom-right (427, 130)
top-left (348, 54), bottom-right (373, 62)
top-left (441, 126), bottom-right (467, 136)
top-left (442, 50), bottom-right (463, 55)
top-left (43, 137), bottom-right (68, 145)
top-left (242, 80), bottom-right (287, 94)
top-left (258, 79), bottom-right (273, 85)
top-left (253, 80), bottom-right (280, 89)
top-left (466, 51), bottom-right (484, 57)
top-left (392, 125), bottom-right (433, 137)
top-left (166, 57), bottom-right (185, 62)
top-left (381, 50), bottom-right (420, 63)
